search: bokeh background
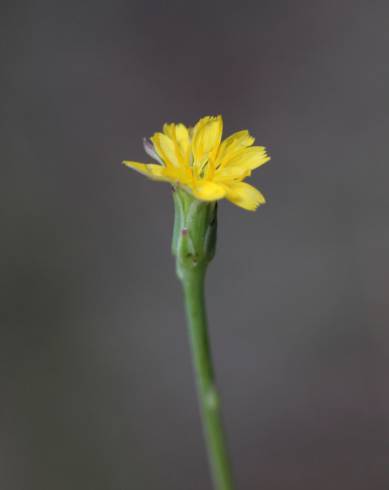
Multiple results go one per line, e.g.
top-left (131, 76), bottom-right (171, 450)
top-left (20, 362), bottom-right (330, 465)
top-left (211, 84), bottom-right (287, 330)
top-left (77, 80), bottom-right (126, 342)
top-left (2, 1), bottom-right (389, 489)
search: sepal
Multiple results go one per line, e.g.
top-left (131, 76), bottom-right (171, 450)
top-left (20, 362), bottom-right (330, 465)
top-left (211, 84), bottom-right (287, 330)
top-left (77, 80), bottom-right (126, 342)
top-left (172, 187), bottom-right (217, 279)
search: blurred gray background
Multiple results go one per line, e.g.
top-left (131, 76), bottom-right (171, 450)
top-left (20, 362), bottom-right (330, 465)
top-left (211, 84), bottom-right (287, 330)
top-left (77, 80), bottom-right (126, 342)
top-left (2, 1), bottom-right (389, 489)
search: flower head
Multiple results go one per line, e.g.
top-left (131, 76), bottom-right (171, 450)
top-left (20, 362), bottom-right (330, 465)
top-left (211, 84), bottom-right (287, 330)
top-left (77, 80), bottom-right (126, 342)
top-left (123, 115), bottom-right (270, 211)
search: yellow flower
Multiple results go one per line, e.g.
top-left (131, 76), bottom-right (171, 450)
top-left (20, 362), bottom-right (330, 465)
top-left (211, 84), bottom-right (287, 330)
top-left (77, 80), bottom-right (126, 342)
top-left (123, 115), bottom-right (270, 211)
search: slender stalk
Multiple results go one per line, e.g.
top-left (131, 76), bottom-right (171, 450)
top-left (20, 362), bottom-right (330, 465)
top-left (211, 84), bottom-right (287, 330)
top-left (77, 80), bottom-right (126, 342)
top-left (180, 266), bottom-right (235, 490)
top-left (172, 188), bottom-right (235, 489)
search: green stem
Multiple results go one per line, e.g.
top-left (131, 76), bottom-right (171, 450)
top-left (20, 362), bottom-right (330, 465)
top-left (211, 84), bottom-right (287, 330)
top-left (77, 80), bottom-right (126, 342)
top-left (180, 266), bottom-right (235, 490)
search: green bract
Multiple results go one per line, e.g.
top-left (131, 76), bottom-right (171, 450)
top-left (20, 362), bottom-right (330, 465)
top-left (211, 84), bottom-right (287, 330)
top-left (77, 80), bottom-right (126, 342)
top-left (172, 187), bottom-right (217, 280)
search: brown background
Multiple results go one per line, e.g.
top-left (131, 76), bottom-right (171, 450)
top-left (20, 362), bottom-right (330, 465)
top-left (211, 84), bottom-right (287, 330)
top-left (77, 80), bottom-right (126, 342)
top-left (2, 1), bottom-right (389, 489)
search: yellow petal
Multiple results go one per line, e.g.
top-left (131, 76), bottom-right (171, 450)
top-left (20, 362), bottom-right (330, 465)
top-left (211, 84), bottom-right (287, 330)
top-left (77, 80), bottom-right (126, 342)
top-left (225, 182), bottom-right (266, 211)
top-left (222, 146), bottom-right (270, 171)
top-left (122, 161), bottom-right (172, 182)
top-left (192, 115), bottom-right (223, 169)
top-left (173, 123), bottom-right (191, 165)
top-left (175, 123), bottom-right (190, 144)
top-left (217, 130), bottom-right (255, 166)
top-left (163, 123), bottom-right (175, 139)
top-left (150, 132), bottom-right (180, 167)
top-left (192, 181), bottom-right (226, 201)
top-left (213, 166), bottom-right (251, 183)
